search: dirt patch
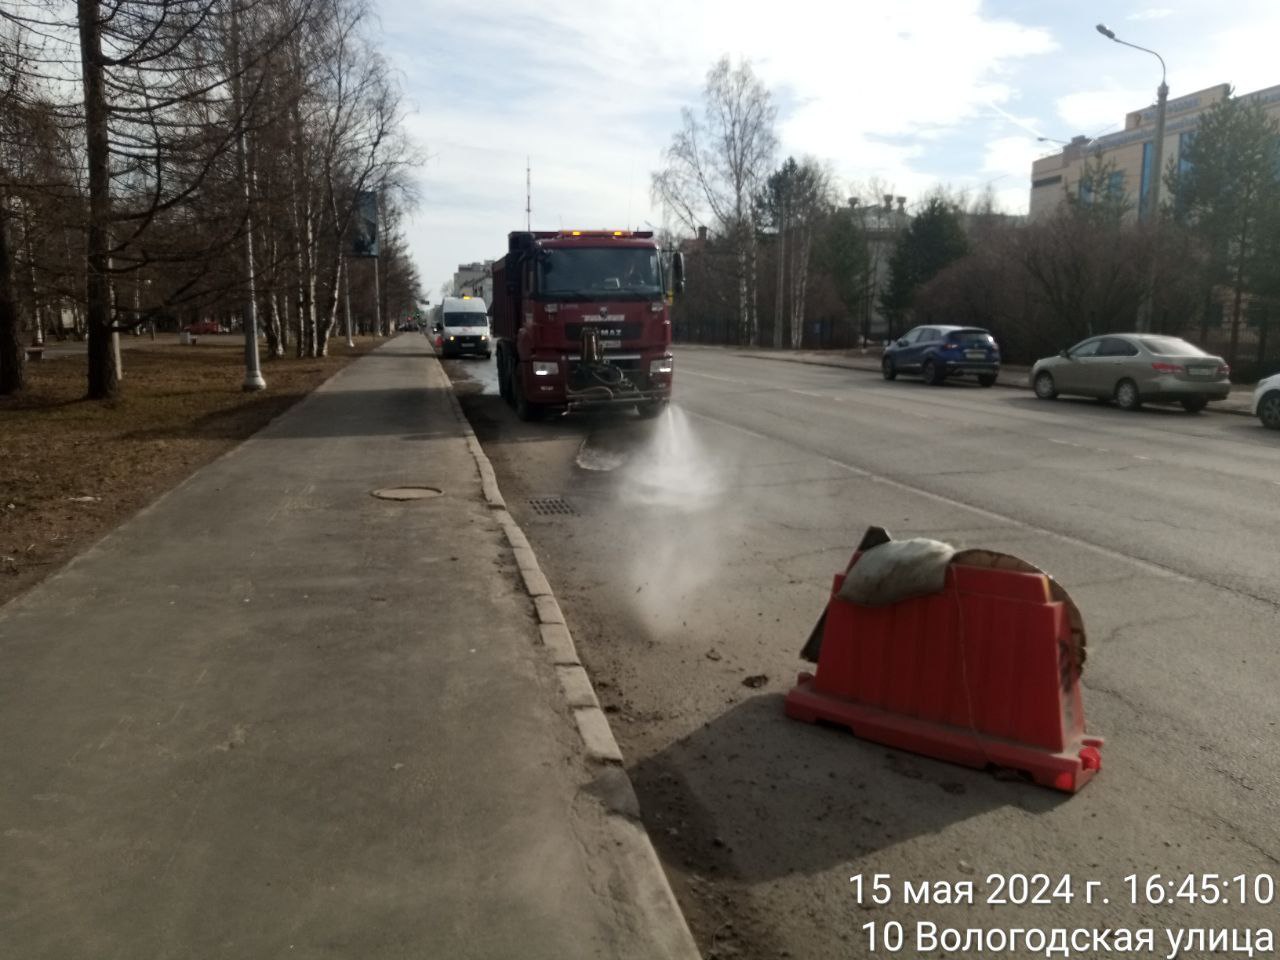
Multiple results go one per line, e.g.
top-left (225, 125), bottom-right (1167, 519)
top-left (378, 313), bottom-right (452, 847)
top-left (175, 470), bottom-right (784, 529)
top-left (0, 336), bottom-right (384, 608)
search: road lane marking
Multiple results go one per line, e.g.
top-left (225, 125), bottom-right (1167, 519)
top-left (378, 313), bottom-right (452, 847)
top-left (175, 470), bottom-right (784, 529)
top-left (682, 407), bottom-right (1206, 589)
top-left (681, 369), bottom-right (753, 385)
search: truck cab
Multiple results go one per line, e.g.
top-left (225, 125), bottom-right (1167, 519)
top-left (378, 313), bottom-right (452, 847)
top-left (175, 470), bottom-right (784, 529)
top-left (491, 230), bottom-right (685, 421)
top-left (438, 296), bottom-right (492, 359)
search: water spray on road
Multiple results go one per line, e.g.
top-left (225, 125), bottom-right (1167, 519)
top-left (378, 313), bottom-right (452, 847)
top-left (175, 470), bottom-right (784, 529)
top-left (613, 405), bottom-right (740, 635)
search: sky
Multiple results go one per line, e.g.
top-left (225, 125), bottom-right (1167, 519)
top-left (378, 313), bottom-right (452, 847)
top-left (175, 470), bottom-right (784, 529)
top-left (377, 0), bottom-right (1280, 300)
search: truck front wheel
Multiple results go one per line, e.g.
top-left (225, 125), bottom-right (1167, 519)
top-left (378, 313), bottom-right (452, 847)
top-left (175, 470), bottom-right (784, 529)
top-left (498, 348), bottom-right (513, 405)
top-left (513, 367), bottom-right (542, 422)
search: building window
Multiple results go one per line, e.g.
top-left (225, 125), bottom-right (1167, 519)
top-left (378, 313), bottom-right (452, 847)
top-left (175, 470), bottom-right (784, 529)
top-left (1178, 131), bottom-right (1196, 178)
top-left (1107, 170), bottom-right (1125, 199)
top-left (1078, 177), bottom-right (1094, 206)
top-left (1032, 174), bottom-right (1063, 189)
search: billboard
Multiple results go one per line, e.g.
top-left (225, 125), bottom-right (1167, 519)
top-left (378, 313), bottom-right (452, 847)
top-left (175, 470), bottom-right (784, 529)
top-left (350, 191), bottom-right (379, 257)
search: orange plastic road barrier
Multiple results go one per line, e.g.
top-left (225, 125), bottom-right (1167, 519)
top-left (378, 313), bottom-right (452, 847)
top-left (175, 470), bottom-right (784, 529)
top-left (785, 553), bottom-right (1103, 792)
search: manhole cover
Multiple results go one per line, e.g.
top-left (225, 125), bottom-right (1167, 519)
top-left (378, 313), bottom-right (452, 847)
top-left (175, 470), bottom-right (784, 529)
top-left (528, 496), bottom-right (577, 516)
top-left (371, 486), bottom-right (444, 501)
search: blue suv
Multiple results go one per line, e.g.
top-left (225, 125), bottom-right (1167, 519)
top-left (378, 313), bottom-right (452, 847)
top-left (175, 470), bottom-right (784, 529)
top-left (882, 325), bottom-right (1001, 387)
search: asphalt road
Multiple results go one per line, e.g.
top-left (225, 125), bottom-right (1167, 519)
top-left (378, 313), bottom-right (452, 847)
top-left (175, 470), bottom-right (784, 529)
top-left (447, 344), bottom-right (1280, 960)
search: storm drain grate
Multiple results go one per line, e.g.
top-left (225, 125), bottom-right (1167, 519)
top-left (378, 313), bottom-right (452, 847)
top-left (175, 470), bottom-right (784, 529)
top-left (528, 496), bottom-right (578, 517)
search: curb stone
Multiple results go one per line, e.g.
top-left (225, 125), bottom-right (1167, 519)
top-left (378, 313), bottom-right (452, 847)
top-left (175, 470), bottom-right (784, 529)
top-left (540, 623), bottom-right (580, 665)
top-left (535, 595), bottom-right (564, 624)
top-left (433, 351), bottom-right (701, 958)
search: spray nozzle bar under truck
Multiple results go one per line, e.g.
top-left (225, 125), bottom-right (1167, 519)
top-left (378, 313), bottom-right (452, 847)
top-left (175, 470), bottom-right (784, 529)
top-left (492, 230), bottom-right (686, 420)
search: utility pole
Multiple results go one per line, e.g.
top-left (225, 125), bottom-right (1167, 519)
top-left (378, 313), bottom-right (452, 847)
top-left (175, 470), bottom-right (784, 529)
top-left (1096, 23), bottom-right (1168, 333)
top-left (526, 157), bottom-right (532, 230)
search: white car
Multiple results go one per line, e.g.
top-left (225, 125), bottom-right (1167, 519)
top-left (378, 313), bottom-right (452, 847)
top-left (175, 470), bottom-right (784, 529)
top-left (1254, 372), bottom-right (1280, 430)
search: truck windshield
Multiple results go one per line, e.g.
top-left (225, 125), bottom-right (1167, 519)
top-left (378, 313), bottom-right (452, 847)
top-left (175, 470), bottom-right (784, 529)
top-left (538, 248), bottom-right (662, 300)
top-left (443, 313), bottom-right (486, 328)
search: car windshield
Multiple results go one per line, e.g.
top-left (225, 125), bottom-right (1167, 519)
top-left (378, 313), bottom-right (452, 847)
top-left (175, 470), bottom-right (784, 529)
top-left (443, 313), bottom-right (485, 328)
top-left (1139, 337), bottom-right (1208, 357)
top-left (538, 247), bottom-right (663, 299)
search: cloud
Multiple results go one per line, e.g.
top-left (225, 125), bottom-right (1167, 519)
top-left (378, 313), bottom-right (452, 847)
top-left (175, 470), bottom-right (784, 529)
top-left (1126, 7), bottom-right (1173, 20)
top-left (381, 0), bottom-right (1057, 291)
top-left (1055, 90), bottom-right (1140, 136)
top-left (981, 135), bottom-right (1045, 179)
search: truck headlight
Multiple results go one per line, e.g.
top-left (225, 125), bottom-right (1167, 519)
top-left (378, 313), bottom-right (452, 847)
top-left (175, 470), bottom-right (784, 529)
top-left (480, 335), bottom-right (489, 341)
top-left (649, 356), bottom-right (674, 375)
top-left (533, 361), bottom-right (558, 377)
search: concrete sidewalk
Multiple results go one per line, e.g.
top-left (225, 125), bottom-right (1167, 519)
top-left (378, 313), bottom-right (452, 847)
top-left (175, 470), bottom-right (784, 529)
top-left (701, 345), bottom-right (1258, 416)
top-left (0, 336), bottom-right (697, 959)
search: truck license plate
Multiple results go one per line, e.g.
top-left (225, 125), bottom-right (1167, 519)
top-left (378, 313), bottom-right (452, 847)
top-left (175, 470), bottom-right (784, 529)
top-left (601, 339), bottom-right (621, 349)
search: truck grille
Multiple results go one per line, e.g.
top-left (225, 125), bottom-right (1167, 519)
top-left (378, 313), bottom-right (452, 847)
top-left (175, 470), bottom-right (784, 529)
top-left (564, 323), bottom-right (643, 342)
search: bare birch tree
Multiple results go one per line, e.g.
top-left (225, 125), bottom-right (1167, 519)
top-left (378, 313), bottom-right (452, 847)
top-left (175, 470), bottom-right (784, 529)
top-left (653, 56), bottom-right (776, 345)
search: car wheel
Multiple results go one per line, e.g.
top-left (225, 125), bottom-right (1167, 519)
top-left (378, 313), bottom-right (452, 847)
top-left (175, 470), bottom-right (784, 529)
top-left (1033, 371), bottom-right (1057, 400)
top-left (1259, 391), bottom-right (1280, 430)
top-left (1115, 379), bottom-right (1142, 411)
top-left (1181, 397), bottom-right (1208, 414)
top-left (881, 357), bottom-right (897, 381)
top-left (978, 373), bottom-right (997, 388)
top-left (922, 359), bottom-right (944, 386)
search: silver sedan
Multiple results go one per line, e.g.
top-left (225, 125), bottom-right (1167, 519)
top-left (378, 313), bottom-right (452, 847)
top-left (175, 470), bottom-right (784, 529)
top-left (1031, 334), bottom-right (1231, 413)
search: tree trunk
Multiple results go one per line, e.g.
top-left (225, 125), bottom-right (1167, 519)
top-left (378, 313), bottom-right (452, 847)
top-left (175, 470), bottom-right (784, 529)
top-left (1198, 284), bottom-right (1214, 348)
top-left (1228, 244), bottom-right (1247, 368)
top-left (788, 226), bottom-right (801, 349)
top-left (79, 0), bottom-right (117, 399)
top-left (792, 229), bottom-right (811, 350)
top-left (0, 192), bottom-right (24, 394)
top-left (773, 207), bottom-right (787, 349)
top-left (315, 250), bottom-right (341, 355)
top-left (747, 223), bottom-right (760, 346)
top-left (289, 98), bottom-right (317, 358)
top-left (21, 202), bottom-right (42, 346)
top-left (290, 205), bottom-right (307, 358)
top-left (374, 251), bottom-right (385, 339)
top-left (1256, 306), bottom-right (1269, 366)
top-left (276, 291), bottom-right (289, 355)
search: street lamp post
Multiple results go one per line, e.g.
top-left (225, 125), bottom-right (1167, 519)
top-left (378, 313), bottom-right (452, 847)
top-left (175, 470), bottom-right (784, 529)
top-left (1096, 23), bottom-right (1168, 332)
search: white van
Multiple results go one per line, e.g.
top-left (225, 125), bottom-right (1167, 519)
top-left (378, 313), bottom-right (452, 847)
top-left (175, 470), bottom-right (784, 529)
top-left (437, 296), bottom-right (491, 359)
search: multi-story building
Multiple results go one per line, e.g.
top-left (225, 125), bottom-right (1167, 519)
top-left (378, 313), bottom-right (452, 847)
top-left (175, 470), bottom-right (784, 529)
top-left (451, 261), bottom-right (493, 306)
top-left (1030, 81), bottom-right (1280, 221)
top-left (852, 195), bottom-right (911, 340)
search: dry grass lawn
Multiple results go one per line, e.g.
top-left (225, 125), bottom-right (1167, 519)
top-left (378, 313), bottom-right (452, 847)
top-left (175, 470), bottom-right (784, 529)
top-left (0, 335), bottom-right (384, 607)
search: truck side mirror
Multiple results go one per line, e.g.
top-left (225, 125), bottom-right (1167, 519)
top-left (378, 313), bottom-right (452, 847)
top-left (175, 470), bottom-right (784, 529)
top-left (672, 252), bottom-right (686, 296)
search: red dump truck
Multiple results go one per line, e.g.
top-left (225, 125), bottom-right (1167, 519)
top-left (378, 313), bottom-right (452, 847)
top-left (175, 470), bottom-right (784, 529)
top-left (491, 230), bottom-right (685, 420)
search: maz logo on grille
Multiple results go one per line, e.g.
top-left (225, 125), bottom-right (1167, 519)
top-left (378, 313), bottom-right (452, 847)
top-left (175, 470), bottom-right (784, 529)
top-left (565, 323), bottom-right (639, 341)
